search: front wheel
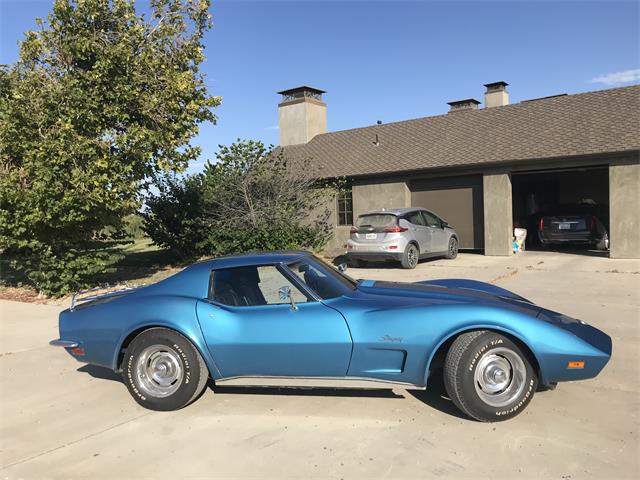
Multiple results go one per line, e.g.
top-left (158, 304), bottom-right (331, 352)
top-left (444, 331), bottom-right (537, 421)
top-left (446, 237), bottom-right (458, 259)
top-left (122, 328), bottom-right (209, 411)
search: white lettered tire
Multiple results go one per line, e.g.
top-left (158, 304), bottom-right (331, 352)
top-left (444, 331), bottom-right (537, 421)
top-left (122, 328), bottom-right (209, 411)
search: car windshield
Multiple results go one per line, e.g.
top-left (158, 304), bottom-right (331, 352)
top-left (286, 256), bottom-right (357, 299)
top-left (355, 214), bottom-right (397, 228)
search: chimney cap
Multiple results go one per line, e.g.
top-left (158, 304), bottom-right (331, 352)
top-left (447, 98), bottom-right (481, 107)
top-left (277, 86), bottom-right (326, 96)
top-left (484, 81), bottom-right (509, 91)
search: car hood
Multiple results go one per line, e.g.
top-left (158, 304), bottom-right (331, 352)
top-left (354, 278), bottom-right (541, 316)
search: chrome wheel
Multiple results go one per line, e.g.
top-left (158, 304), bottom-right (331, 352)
top-left (135, 345), bottom-right (184, 398)
top-left (473, 347), bottom-right (526, 408)
top-left (408, 245), bottom-right (418, 267)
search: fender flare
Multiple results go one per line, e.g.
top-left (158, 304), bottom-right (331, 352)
top-left (423, 323), bottom-right (546, 387)
top-left (112, 321), bottom-right (223, 379)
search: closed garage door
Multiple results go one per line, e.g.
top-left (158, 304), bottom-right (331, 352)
top-left (411, 175), bottom-right (484, 250)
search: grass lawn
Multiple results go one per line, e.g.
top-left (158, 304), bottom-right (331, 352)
top-left (0, 238), bottom-right (189, 304)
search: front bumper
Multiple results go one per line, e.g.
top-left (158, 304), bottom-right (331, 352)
top-left (536, 310), bottom-right (612, 383)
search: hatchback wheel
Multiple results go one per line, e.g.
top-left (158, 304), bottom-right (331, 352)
top-left (446, 237), bottom-right (458, 259)
top-left (596, 232), bottom-right (609, 251)
top-left (401, 243), bottom-right (419, 269)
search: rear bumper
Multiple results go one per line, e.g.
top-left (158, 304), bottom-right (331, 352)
top-left (346, 252), bottom-right (403, 262)
top-left (539, 231), bottom-right (601, 245)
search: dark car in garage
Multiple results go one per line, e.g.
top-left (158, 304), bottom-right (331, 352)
top-left (536, 204), bottom-right (609, 250)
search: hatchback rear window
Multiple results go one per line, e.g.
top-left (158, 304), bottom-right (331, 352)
top-left (355, 214), bottom-right (397, 228)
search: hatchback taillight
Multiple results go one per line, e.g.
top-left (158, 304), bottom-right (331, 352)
top-left (350, 226), bottom-right (358, 234)
top-left (589, 216), bottom-right (596, 232)
top-left (384, 225), bottom-right (408, 233)
top-left (538, 217), bottom-right (544, 231)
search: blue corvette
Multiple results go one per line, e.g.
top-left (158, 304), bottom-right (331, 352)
top-left (51, 251), bottom-right (612, 421)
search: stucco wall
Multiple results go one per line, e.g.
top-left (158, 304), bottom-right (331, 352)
top-left (352, 181), bottom-right (410, 217)
top-left (483, 173), bottom-right (513, 256)
top-left (609, 162), bottom-right (640, 259)
top-left (278, 99), bottom-right (326, 146)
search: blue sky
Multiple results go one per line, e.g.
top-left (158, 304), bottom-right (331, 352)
top-left (1, 0), bottom-right (639, 173)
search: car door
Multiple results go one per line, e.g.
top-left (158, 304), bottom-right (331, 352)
top-left (422, 210), bottom-right (449, 252)
top-left (405, 210), bottom-right (432, 253)
top-left (196, 264), bottom-right (352, 378)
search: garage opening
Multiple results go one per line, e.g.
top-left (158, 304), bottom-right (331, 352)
top-left (411, 175), bottom-right (484, 250)
top-left (511, 166), bottom-right (609, 255)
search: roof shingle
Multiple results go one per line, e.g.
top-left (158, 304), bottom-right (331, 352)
top-left (281, 85), bottom-right (640, 178)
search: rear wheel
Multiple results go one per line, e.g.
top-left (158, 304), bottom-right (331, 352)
top-left (443, 331), bottom-right (537, 422)
top-left (122, 328), bottom-right (209, 411)
top-left (446, 237), bottom-right (458, 259)
top-left (400, 243), bottom-right (419, 269)
top-left (596, 232), bottom-right (609, 251)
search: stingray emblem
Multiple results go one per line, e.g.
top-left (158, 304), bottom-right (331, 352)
top-left (380, 334), bottom-right (402, 342)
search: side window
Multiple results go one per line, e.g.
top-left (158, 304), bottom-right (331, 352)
top-left (336, 189), bottom-right (353, 226)
top-left (407, 211), bottom-right (426, 226)
top-left (422, 211), bottom-right (441, 228)
top-left (209, 265), bottom-right (308, 307)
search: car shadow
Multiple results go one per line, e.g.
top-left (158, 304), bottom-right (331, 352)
top-left (77, 364), bottom-right (123, 382)
top-left (211, 375), bottom-right (470, 420)
top-left (407, 374), bottom-right (468, 420)
top-left (525, 244), bottom-right (609, 258)
top-left (76, 367), bottom-right (469, 419)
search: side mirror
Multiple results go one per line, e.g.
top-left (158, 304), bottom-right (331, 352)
top-left (337, 262), bottom-right (348, 273)
top-left (278, 285), bottom-right (298, 311)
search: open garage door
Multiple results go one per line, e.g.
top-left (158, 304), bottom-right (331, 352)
top-left (512, 166), bottom-right (609, 254)
top-left (411, 175), bottom-right (484, 250)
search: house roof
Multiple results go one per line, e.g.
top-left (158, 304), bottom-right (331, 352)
top-left (281, 85), bottom-right (640, 179)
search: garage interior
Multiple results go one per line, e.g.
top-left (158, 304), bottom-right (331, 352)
top-left (511, 166), bottom-right (609, 253)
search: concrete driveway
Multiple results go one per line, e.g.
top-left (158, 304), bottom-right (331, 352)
top-left (1, 251), bottom-right (638, 479)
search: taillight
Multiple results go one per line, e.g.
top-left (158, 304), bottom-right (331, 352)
top-left (384, 225), bottom-right (408, 233)
top-left (350, 226), bottom-right (358, 234)
top-left (538, 217), bottom-right (544, 230)
top-left (589, 216), bottom-right (596, 231)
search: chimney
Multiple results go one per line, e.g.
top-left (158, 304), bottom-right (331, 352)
top-left (277, 86), bottom-right (327, 146)
top-left (484, 81), bottom-right (509, 108)
top-left (447, 98), bottom-right (481, 113)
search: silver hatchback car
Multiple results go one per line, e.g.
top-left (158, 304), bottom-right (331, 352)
top-left (345, 207), bottom-right (459, 269)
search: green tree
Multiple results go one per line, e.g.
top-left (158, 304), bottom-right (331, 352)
top-left (142, 173), bottom-right (209, 257)
top-left (143, 140), bottom-right (340, 258)
top-left (0, 0), bottom-right (220, 295)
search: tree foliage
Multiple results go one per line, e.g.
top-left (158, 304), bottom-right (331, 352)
top-left (0, 0), bottom-right (220, 295)
top-left (142, 173), bottom-right (209, 257)
top-left (143, 140), bottom-right (339, 258)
